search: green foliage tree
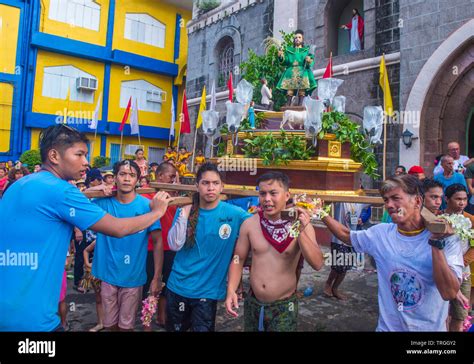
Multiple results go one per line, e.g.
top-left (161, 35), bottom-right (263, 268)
top-left (198, 0), bottom-right (221, 12)
top-left (19, 149), bottom-right (41, 172)
top-left (92, 156), bottom-right (111, 168)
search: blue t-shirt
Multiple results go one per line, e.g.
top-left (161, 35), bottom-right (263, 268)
top-left (0, 171), bottom-right (106, 331)
top-left (92, 195), bottom-right (161, 288)
top-left (167, 201), bottom-right (250, 300)
top-left (434, 172), bottom-right (468, 209)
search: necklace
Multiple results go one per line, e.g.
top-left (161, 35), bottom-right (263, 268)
top-left (397, 227), bottom-right (425, 236)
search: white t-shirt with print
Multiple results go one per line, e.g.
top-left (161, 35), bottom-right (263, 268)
top-left (350, 223), bottom-right (463, 332)
top-left (433, 155), bottom-right (469, 175)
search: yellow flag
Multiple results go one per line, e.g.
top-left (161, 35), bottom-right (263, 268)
top-left (63, 87), bottom-right (71, 124)
top-left (379, 55), bottom-right (394, 117)
top-left (196, 86), bottom-right (206, 129)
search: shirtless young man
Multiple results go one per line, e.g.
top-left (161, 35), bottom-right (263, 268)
top-left (225, 172), bottom-right (324, 331)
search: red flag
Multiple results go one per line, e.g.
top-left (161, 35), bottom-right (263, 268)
top-left (227, 73), bottom-right (233, 102)
top-left (323, 53), bottom-right (333, 78)
top-left (180, 90), bottom-right (191, 134)
top-left (119, 96), bottom-right (132, 132)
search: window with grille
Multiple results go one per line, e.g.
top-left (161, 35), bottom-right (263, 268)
top-left (217, 37), bottom-right (234, 87)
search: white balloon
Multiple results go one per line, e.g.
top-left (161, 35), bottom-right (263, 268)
top-left (363, 106), bottom-right (384, 144)
top-left (333, 96), bottom-right (346, 113)
top-left (317, 78), bottom-right (344, 105)
top-left (235, 79), bottom-right (254, 105)
top-left (202, 110), bottom-right (220, 136)
top-left (303, 97), bottom-right (324, 135)
top-left (225, 101), bottom-right (246, 133)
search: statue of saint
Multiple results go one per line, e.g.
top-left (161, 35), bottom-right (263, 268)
top-left (340, 8), bottom-right (364, 53)
top-left (276, 30), bottom-right (317, 106)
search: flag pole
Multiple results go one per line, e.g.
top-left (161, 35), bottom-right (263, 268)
top-left (382, 53), bottom-right (387, 180)
top-left (191, 123), bottom-right (198, 169)
top-left (383, 115), bottom-right (387, 181)
top-left (174, 95), bottom-right (184, 148)
top-left (330, 51), bottom-right (333, 78)
top-left (91, 128), bottom-right (98, 165)
top-left (176, 94), bottom-right (184, 148)
top-left (120, 129), bottom-right (124, 161)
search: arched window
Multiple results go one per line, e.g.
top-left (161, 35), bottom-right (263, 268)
top-left (326, 0), bottom-right (364, 57)
top-left (216, 36), bottom-right (234, 88)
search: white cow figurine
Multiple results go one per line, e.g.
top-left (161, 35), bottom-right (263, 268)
top-left (280, 110), bottom-right (307, 130)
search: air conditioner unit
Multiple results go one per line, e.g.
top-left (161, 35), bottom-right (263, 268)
top-left (146, 89), bottom-right (166, 103)
top-left (76, 77), bottom-right (98, 91)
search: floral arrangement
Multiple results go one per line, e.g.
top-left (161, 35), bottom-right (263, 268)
top-left (438, 213), bottom-right (474, 244)
top-left (248, 205), bottom-right (258, 214)
top-left (288, 194), bottom-right (331, 238)
top-left (463, 314), bottom-right (472, 332)
top-left (141, 295), bottom-right (159, 328)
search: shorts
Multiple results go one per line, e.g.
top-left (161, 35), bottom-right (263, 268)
top-left (244, 291), bottom-right (298, 332)
top-left (165, 289), bottom-right (217, 332)
top-left (101, 281), bottom-right (142, 330)
top-left (59, 270), bottom-right (67, 302)
top-left (449, 273), bottom-right (472, 321)
top-left (330, 242), bottom-right (356, 273)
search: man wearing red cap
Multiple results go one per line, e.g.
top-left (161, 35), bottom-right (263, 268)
top-left (408, 166), bottom-right (425, 181)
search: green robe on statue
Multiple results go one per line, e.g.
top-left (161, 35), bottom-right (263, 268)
top-left (276, 46), bottom-right (317, 94)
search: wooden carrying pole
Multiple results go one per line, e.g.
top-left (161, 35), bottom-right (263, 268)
top-left (83, 186), bottom-right (450, 232)
top-left (84, 183), bottom-right (385, 206)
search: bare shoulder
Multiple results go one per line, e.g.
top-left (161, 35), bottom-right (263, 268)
top-left (241, 214), bottom-right (259, 230)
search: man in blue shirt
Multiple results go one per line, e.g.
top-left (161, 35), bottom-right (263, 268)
top-left (166, 163), bottom-right (250, 331)
top-left (92, 160), bottom-right (163, 331)
top-left (434, 155), bottom-right (468, 209)
top-left (0, 125), bottom-right (171, 331)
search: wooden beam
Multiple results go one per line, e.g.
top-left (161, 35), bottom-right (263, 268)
top-left (84, 183), bottom-right (384, 205)
top-left (150, 182), bottom-right (384, 204)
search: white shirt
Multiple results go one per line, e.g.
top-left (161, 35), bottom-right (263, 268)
top-left (350, 224), bottom-right (463, 332)
top-left (333, 202), bottom-right (369, 245)
top-left (433, 155), bottom-right (469, 175)
top-left (260, 84), bottom-right (272, 105)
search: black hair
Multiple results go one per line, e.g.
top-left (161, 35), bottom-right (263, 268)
top-left (157, 161), bottom-right (176, 175)
top-left (39, 124), bottom-right (89, 163)
top-left (445, 183), bottom-right (468, 200)
top-left (256, 171), bottom-right (290, 191)
top-left (150, 162), bottom-right (159, 167)
top-left (395, 165), bottom-right (406, 172)
top-left (135, 148), bottom-right (144, 155)
top-left (196, 162), bottom-right (222, 183)
top-left (422, 178), bottom-right (443, 194)
top-left (434, 154), bottom-right (444, 167)
top-left (295, 29), bottom-right (304, 36)
top-left (353, 8), bottom-right (361, 16)
top-left (113, 159), bottom-right (141, 180)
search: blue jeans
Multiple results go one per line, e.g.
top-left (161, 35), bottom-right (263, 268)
top-left (165, 289), bottom-right (217, 332)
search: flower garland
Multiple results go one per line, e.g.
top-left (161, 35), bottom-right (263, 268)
top-left (288, 194), bottom-right (331, 238)
top-left (438, 213), bottom-right (474, 245)
top-left (463, 314), bottom-right (472, 332)
top-left (141, 282), bottom-right (165, 328)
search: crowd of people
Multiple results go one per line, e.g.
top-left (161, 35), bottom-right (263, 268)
top-left (1, 126), bottom-right (474, 333)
